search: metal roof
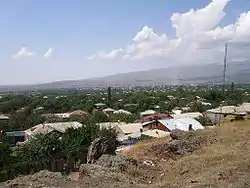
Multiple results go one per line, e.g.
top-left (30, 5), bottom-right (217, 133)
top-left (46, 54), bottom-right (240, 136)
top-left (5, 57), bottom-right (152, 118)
top-left (99, 122), bottom-right (126, 129)
top-left (113, 109), bottom-right (132, 115)
top-left (207, 106), bottom-right (247, 115)
top-left (45, 121), bottom-right (83, 133)
top-left (0, 114), bottom-right (9, 120)
top-left (5, 131), bottom-right (25, 137)
top-left (103, 108), bottom-right (115, 112)
top-left (117, 123), bottom-right (142, 134)
top-left (25, 124), bottom-right (54, 136)
top-left (99, 122), bottom-right (142, 134)
top-left (25, 121), bottom-right (83, 137)
top-left (239, 103), bottom-right (250, 113)
top-left (140, 110), bottom-right (156, 116)
top-left (159, 118), bottom-right (204, 132)
top-left (171, 112), bottom-right (203, 119)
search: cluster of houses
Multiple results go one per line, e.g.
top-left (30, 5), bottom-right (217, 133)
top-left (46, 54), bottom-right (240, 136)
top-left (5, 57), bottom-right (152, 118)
top-left (3, 99), bottom-right (250, 149)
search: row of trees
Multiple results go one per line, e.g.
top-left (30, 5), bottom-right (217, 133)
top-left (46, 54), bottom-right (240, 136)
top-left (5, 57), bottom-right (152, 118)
top-left (1, 85), bottom-right (249, 132)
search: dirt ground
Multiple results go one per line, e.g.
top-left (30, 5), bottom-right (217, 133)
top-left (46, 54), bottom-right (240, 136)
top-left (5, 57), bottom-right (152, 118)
top-left (2, 120), bottom-right (250, 188)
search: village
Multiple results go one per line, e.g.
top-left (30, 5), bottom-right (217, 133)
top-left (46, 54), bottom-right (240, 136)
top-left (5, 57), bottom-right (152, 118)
top-left (2, 87), bottom-right (250, 149)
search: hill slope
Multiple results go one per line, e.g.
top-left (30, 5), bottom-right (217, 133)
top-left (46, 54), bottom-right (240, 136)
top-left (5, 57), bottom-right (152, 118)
top-left (2, 120), bottom-right (250, 187)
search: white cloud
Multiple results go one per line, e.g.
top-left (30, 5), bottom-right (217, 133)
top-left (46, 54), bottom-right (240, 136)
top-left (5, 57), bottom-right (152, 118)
top-left (12, 47), bottom-right (34, 59)
top-left (87, 0), bottom-right (250, 64)
top-left (87, 48), bottom-right (124, 60)
top-left (44, 48), bottom-right (53, 58)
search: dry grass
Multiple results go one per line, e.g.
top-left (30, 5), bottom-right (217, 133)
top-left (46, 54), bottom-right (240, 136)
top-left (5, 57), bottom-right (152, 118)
top-left (123, 120), bottom-right (250, 187)
top-left (122, 136), bottom-right (172, 160)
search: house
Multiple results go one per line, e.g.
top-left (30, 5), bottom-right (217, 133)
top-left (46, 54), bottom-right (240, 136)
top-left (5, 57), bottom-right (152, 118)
top-left (142, 118), bottom-right (204, 132)
top-left (99, 122), bottom-right (142, 137)
top-left (0, 114), bottom-right (9, 120)
top-left (171, 112), bottom-right (203, 119)
top-left (142, 120), bottom-right (167, 131)
top-left (206, 105), bottom-right (247, 125)
top-left (102, 108), bottom-right (116, 115)
top-left (34, 106), bottom-right (44, 111)
top-left (124, 103), bottom-right (138, 108)
top-left (158, 118), bottom-right (204, 132)
top-left (172, 110), bottom-right (182, 114)
top-left (140, 110), bottom-right (156, 117)
top-left (113, 109), bottom-right (132, 115)
top-left (54, 113), bottom-right (71, 119)
top-left (141, 114), bottom-right (171, 122)
top-left (239, 103), bottom-right (250, 114)
top-left (24, 121), bottom-right (83, 141)
top-left (207, 106), bottom-right (247, 116)
top-left (24, 124), bottom-right (54, 141)
top-left (5, 131), bottom-right (25, 146)
top-left (94, 103), bottom-right (106, 109)
top-left (117, 132), bottom-right (141, 146)
top-left (69, 110), bottom-right (90, 117)
top-left (141, 129), bottom-right (170, 139)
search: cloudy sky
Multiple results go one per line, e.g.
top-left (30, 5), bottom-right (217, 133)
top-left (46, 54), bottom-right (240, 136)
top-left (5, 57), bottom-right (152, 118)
top-left (1, 0), bottom-right (250, 85)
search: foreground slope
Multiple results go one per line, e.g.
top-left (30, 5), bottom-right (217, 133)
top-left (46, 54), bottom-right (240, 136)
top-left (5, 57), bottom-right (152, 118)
top-left (2, 120), bottom-right (250, 188)
top-left (123, 120), bottom-right (250, 187)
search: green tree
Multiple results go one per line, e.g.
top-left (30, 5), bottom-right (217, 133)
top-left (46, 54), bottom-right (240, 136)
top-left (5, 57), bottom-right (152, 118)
top-left (0, 141), bottom-right (12, 169)
top-left (21, 132), bottom-right (62, 165)
top-left (92, 111), bottom-right (109, 123)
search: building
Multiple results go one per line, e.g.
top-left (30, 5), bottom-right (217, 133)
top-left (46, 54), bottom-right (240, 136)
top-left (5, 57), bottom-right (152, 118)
top-left (0, 114), bottom-right (9, 120)
top-left (140, 110), bottom-right (156, 117)
top-left (142, 118), bottom-right (204, 132)
top-left (171, 112), bottom-right (203, 119)
top-left (113, 109), bottom-right (132, 115)
top-left (54, 113), bottom-right (71, 119)
top-left (141, 129), bottom-right (170, 139)
top-left (69, 110), bottom-right (90, 117)
top-left (141, 114), bottom-right (171, 122)
top-left (5, 131), bottom-right (25, 146)
top-left (99, 122), bottom-right (143, 137)
top-left (24, 121), bottom-right (83, 141)
top-left (94, 103), bottom-right (106, 109)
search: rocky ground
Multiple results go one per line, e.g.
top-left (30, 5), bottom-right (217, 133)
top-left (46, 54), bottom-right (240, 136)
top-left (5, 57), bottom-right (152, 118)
top-left (1, 120), bottom-right (250, 188)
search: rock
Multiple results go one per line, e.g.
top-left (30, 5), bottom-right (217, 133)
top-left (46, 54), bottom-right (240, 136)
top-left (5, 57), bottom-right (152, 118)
top-left (170, 129), bottom-right (187, 140)
top-left (79, 164), bottom-right (111, 177)
top-left (150, 132), bottom-right (203, 159)
top-left (87, 137), bottom-right (117, 164)
top-left (95, 154), bottom-right (138, 172)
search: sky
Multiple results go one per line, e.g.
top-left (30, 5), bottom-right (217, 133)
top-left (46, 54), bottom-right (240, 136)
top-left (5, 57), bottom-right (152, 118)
top-left (1, 0), bottom-right (250, 85)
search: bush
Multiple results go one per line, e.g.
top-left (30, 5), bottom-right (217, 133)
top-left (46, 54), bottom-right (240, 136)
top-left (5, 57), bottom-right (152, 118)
top-left (196, 116), bottom-right (213, 127)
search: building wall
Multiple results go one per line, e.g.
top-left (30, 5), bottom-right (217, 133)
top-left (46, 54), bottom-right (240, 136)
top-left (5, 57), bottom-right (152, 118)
top-left (143, 122), bottom-right (166, 132)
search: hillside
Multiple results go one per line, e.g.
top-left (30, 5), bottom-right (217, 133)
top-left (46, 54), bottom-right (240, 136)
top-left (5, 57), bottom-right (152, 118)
top-left (2, 120), bottom-right (250, 188)
top-left (0, 61), bottom-right (250, 92)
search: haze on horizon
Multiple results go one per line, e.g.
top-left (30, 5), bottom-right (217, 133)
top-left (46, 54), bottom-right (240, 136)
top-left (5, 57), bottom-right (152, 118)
top-left (1, 0), bottom-right (250, 85)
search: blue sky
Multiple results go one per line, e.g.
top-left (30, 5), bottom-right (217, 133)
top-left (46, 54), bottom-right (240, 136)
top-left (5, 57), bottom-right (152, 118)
top-left (1, 0), bottom-right (250, 85)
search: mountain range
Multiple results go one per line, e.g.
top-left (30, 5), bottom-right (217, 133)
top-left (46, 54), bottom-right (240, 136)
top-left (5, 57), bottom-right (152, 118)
top-left (0, 61), bottom-right (249, 92)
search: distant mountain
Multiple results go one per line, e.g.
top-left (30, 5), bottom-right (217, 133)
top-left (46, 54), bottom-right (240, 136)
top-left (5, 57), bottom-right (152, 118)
top-left (0, 61), bottom-right (250, 92)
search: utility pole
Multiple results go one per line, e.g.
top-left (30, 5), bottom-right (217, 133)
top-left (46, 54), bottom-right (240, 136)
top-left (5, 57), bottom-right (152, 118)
top-left (222, 43), bottom-right (228, 98)
top-left (107, 86), bottom-right (111, 107)
top-left (219, 43), bottom-right (228, 126)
